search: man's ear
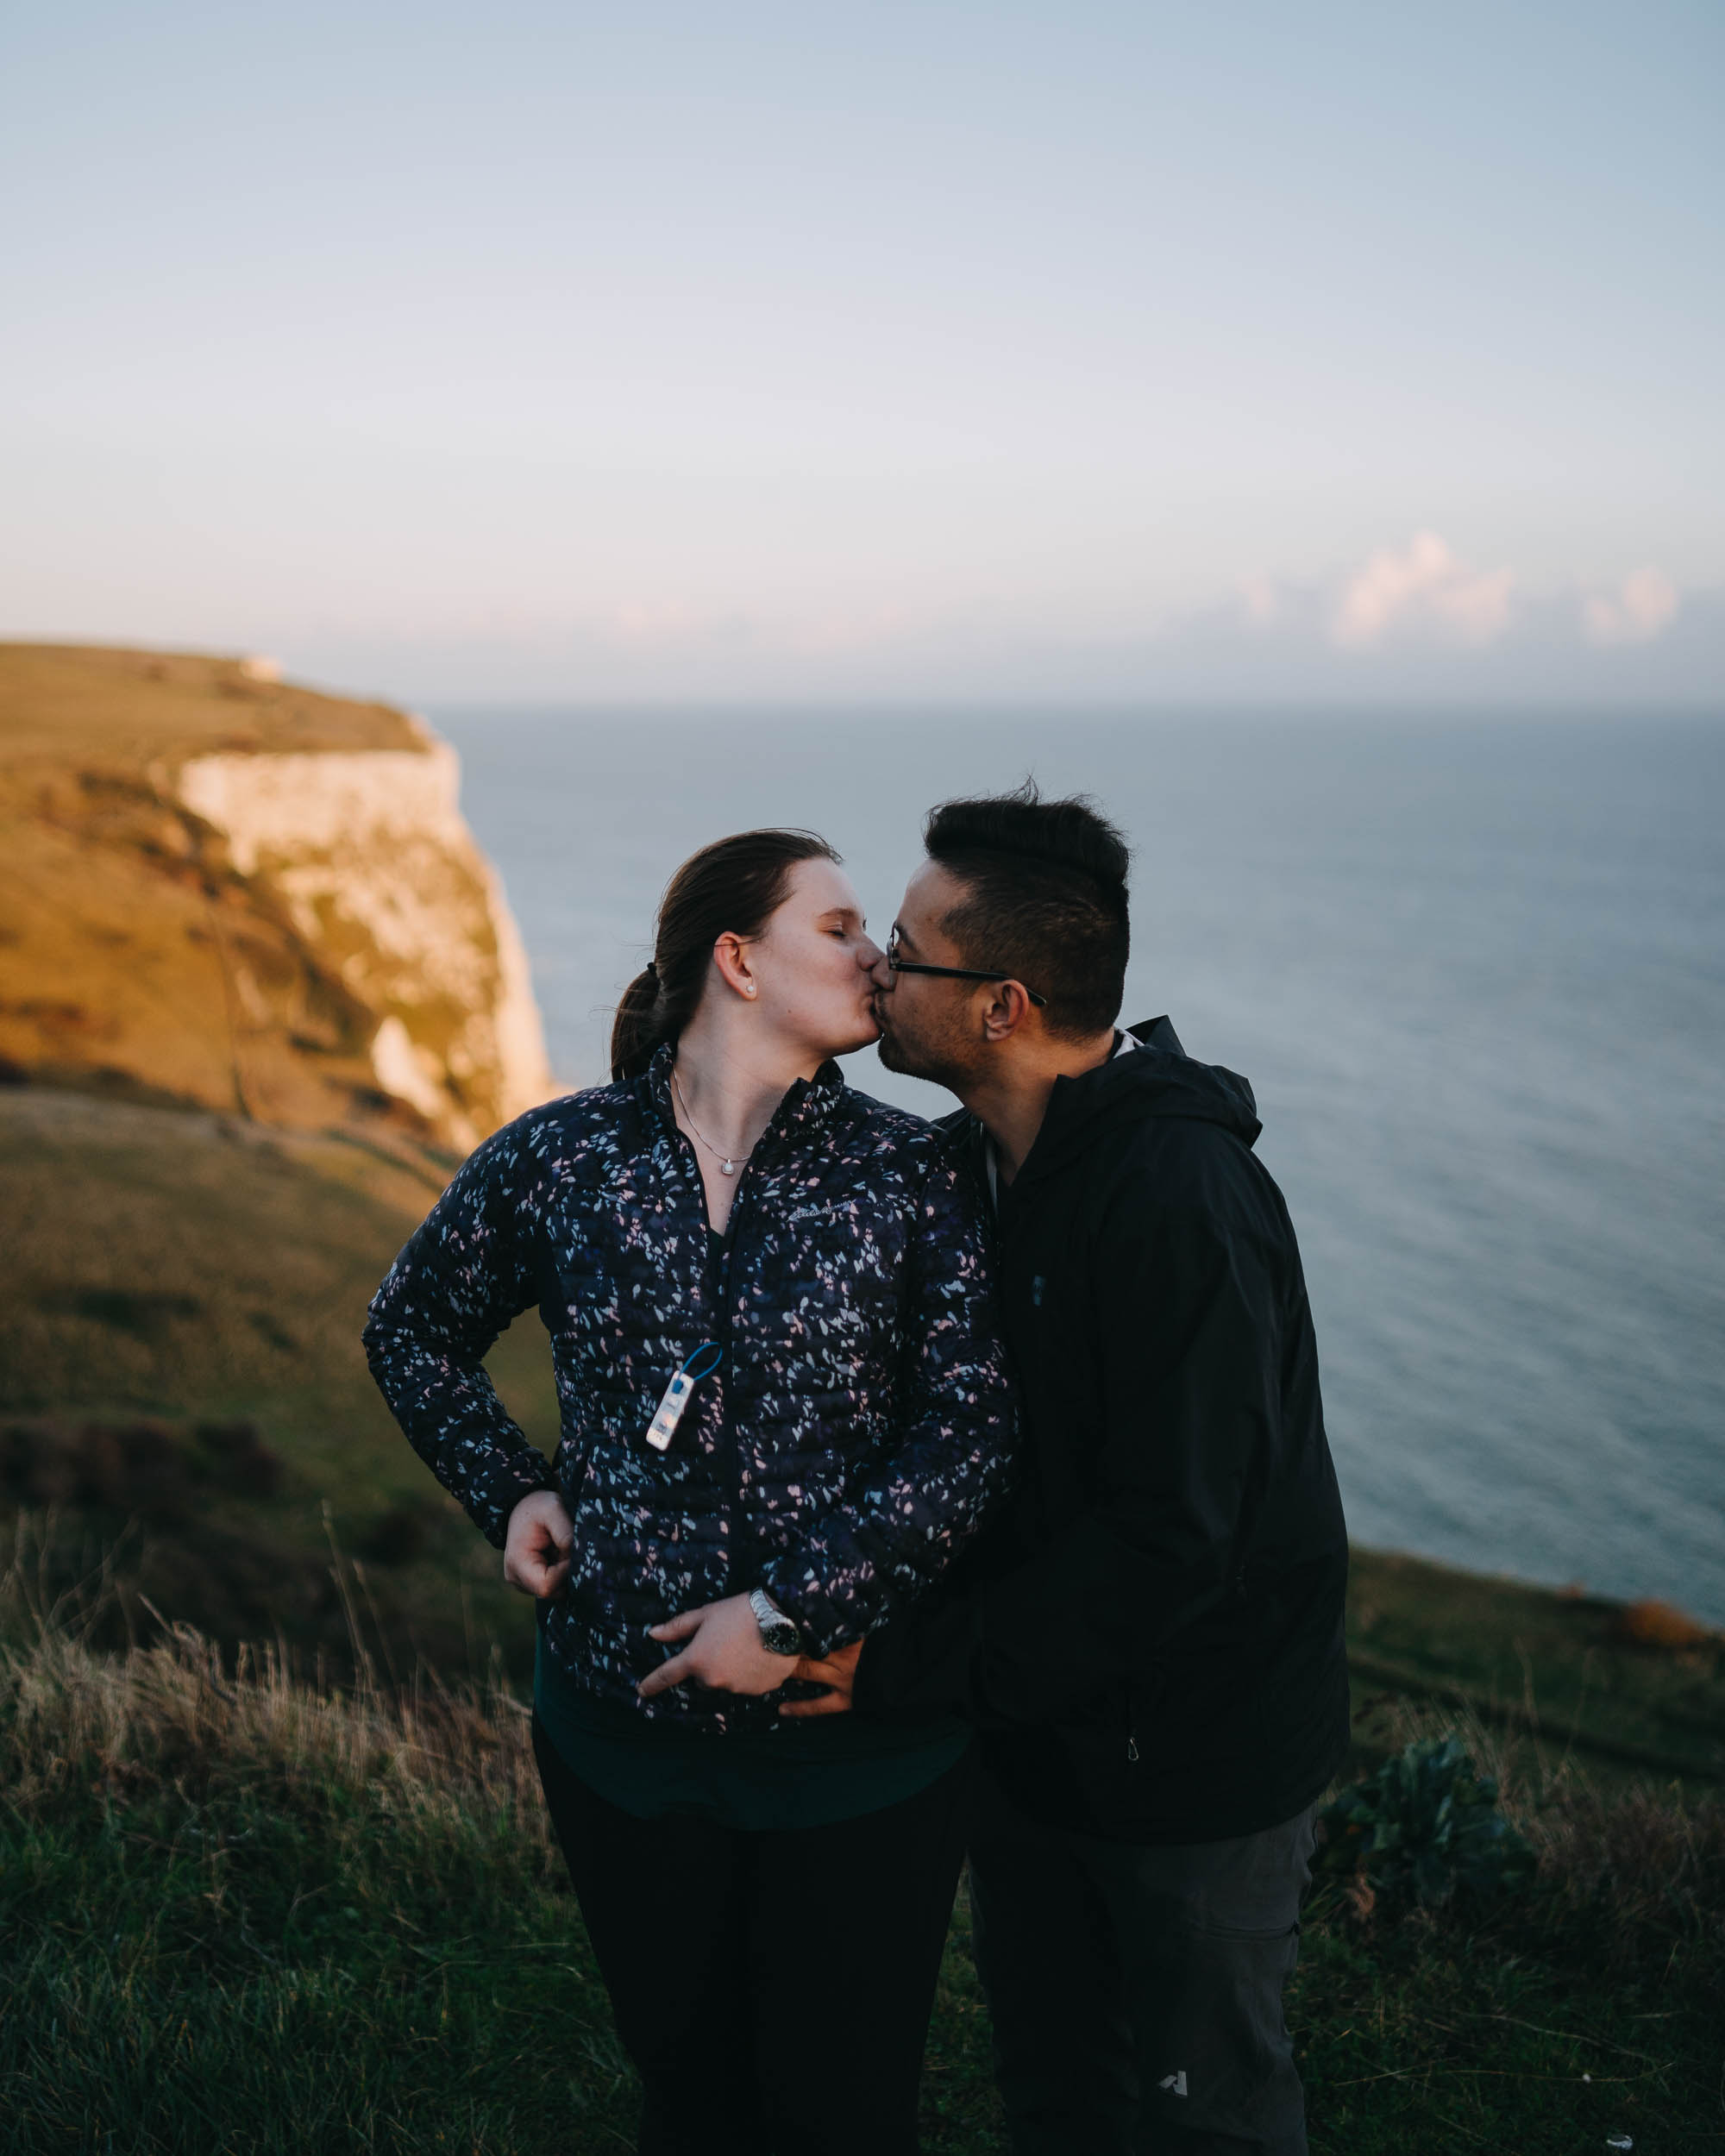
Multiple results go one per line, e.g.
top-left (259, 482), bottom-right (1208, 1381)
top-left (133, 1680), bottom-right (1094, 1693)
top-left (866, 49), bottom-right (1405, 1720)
top-left (979, 981), bottom-right (1039, 1044)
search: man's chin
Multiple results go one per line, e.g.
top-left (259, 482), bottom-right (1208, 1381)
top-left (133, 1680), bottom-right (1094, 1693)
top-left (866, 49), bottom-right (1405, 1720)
top-left (875, 1026), bottom-right (939, 1081)
top-left (875, 1028), bottom-right (912, 1075)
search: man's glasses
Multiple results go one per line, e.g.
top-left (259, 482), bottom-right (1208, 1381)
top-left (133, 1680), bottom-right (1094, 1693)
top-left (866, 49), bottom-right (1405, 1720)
top-left (884, 925), bottom-right (1048, 1007)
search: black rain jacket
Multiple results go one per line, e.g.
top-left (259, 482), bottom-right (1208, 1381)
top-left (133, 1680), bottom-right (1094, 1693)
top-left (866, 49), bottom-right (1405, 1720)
top-left (853, 1018), bottom-right (1351, 1842)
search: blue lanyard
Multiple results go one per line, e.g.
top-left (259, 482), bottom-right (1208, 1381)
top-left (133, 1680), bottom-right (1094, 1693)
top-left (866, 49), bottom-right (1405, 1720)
top-left (645, 1340), bottom-right (723, 1451)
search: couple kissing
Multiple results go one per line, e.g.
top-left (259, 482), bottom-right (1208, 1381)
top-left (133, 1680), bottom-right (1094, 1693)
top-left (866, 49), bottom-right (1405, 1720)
top-left (364, 782), bottom-right (1350, 2156)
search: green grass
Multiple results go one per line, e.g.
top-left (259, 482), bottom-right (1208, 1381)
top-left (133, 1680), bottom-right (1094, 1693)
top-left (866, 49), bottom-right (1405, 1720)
top-left (1348, 1546), bottom-right (1725, 1786)
top-left (6, 1080), bottom-right (1723, 2149)
top-left (9, 1083), bottom-right (1722, 1770)
top-left (2, 1596), bottom-right (1720, 2156)
top-left (0, 1086), bottom-right (558, 1683)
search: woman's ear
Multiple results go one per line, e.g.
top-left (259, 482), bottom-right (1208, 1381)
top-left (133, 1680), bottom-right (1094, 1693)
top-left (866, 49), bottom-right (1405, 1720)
top-left (712, 933), bottom-right (760, 1000)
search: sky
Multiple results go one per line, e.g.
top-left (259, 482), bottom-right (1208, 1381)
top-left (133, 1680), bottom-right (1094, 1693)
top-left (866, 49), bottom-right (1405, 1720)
top-left (3, 1), bottom-right (1722, 706)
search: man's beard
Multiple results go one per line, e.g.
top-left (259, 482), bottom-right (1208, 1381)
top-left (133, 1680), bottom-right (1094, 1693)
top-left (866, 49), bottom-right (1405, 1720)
top-left (875, 1006), bottom-right (980, 1094)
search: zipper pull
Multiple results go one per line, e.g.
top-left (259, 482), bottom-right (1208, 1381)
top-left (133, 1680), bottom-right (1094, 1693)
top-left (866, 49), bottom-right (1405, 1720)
top-left (1126, 1733), bottom-right (1139, 1764)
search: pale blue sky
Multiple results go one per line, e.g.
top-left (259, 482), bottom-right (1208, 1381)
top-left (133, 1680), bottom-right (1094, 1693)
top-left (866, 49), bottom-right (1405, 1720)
top-left (3, 2), bottom-right (1721, 703)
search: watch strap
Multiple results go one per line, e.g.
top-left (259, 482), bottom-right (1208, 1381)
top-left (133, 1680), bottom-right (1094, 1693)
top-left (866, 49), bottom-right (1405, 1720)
top-left (749, 1586), bottom-right (802, 1655)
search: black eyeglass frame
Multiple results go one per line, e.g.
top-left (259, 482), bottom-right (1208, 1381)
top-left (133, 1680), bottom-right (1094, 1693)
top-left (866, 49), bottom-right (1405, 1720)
top-left (885, 929), bottom-right (1048, 1008)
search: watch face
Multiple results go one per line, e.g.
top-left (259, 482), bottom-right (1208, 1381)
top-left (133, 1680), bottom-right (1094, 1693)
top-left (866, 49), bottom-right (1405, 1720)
top-left (750, 1589), bottom-right (800, 1655)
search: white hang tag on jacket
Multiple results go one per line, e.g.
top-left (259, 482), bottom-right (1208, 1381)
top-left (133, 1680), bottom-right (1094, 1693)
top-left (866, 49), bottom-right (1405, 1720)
top-left (646, 1371), bottom-right (694, 1451)
top-left (645, 1342), bottom-right (723, 1452)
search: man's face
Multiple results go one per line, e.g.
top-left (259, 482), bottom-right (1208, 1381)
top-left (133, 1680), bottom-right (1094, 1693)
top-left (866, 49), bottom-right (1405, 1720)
top-left (871, 861), bottom-right (995, 1091)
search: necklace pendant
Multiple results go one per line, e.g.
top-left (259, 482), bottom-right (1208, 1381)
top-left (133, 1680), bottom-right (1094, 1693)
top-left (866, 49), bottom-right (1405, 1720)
top-left (721, 1158), bottom-right (737, 1176)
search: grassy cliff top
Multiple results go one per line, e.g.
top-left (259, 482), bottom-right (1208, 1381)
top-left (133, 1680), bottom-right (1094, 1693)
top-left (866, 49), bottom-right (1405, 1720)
top-left (0, 642), bottom-right (424, 769)
top-left (0, 644), bottom-right (486, 1138)
top-left (3, 1608), bottom-right (1719, 2154)
top-left (2, 1083), bottom-right (1720, 1772)
top-left (0, 1087), bottom-right (558, 1680)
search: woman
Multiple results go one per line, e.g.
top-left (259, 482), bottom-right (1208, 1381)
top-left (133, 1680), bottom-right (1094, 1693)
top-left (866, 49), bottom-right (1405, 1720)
top-left (362, 829), bottom-right (1014, 2156)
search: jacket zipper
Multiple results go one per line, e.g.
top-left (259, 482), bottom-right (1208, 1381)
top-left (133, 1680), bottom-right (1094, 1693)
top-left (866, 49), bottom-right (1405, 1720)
top-left (663, 1099), bottom-right (758, 1578)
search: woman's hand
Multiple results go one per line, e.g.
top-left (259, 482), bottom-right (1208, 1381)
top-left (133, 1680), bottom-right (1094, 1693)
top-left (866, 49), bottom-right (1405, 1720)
top-left (639, 1595), bottom-right (798, 1699)
top-left (504, 1490), bottom-right (574, 1597)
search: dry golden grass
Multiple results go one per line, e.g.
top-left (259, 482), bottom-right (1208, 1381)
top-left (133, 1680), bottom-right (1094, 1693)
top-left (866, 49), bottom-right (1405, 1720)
top-left (0, 1527), bottom-right (547, 1842)
top-left (3, 1533), bottom-right (1722, 2155)
top-left (0, 642), bottom-right (416, 763)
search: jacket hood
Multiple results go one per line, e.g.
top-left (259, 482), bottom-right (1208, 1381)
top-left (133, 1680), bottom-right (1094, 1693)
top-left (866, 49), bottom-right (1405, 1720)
top-left (1013, 1015), bottom-right (1261, 1185)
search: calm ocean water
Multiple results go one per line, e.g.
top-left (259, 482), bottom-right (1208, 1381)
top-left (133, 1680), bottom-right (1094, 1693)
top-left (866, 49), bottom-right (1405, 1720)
top-left (432, 710), bottom-right (1725, 1625)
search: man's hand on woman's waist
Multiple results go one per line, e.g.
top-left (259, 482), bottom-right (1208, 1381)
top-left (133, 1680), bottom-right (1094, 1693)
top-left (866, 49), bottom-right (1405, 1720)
top-left (778, 1639), bottom-right (862, 1716)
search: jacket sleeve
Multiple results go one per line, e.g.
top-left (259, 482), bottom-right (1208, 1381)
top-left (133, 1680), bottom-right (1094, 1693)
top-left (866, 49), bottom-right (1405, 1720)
top-left (361, 1119), bottom-right (556, 1549)
top-left (759, 1150), bottom-right (1019, 1657)
top-left (855, 1168), bottom-right (1278, 1727)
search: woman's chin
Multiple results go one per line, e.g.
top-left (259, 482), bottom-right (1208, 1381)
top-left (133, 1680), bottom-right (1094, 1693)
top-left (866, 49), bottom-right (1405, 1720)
top-left (831, 1013), bottom-right (882, 1057)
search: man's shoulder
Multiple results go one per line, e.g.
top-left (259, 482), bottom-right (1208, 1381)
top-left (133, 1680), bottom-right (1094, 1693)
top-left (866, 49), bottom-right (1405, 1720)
top-left (1093, 1111), bottom-right (1292, 1246)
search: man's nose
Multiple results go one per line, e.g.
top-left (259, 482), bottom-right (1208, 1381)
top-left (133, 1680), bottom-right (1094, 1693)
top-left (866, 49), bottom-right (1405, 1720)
top-left (862, 943), bottom-right (893, 986)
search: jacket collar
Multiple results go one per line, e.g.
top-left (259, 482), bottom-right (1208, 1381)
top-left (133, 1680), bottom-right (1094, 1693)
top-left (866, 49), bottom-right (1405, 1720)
top-left (643, 1040), bottom-right (845, 1162)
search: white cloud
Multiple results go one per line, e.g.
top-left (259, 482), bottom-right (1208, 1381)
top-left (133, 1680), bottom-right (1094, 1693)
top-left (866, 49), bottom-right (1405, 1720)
top-left (1331, 530), bottom-right (1514, 650)
top-left (1239, 575), bottom-right (1286, 630)
top-left (1583, 567), bottom-right (1679, 647)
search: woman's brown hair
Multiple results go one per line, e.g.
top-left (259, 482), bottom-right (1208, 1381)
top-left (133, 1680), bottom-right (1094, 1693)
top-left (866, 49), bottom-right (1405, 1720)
top-left (609, 828), bottom-right (841, 1081)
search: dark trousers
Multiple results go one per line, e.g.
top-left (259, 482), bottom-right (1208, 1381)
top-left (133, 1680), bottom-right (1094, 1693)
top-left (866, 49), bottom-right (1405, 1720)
top-left (531, 1712), bottom-right (968, 2156)
top-left (968, 1764), bottom-right (1317, 2156)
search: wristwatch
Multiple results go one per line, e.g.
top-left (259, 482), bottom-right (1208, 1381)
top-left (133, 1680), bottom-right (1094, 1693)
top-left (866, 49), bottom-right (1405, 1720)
top-left (749, 1587), bottom-right (802, 1657)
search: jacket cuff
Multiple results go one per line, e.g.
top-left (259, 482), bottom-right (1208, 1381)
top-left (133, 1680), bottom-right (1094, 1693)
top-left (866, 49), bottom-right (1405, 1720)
top-left (469, 1448), bottom-right (558, 1551)
top-left (756, 1560), bottom-right (842, 1658)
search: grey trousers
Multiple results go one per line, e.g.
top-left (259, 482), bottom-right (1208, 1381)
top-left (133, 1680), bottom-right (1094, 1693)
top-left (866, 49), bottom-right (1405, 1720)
top-left (967, 1768), bottom-right (1317, 2156)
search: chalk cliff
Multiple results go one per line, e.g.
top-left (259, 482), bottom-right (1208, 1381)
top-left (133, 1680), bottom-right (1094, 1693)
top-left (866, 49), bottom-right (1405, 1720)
top-left (0, 643), bottom-right (552, 1151)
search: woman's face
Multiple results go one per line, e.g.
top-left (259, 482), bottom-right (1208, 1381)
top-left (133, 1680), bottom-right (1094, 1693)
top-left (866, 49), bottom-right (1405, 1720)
top-left (748, 856), bottom-right (883, 1060)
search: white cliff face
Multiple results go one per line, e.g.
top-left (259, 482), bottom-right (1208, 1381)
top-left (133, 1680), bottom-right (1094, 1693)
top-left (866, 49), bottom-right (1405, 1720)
top-left (174, 738), bottom-right (553, 1148)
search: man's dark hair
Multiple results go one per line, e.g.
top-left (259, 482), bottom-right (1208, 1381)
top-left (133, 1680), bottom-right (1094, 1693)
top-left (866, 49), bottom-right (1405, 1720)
top-left (923, 780), bottom-right (1131, 1040)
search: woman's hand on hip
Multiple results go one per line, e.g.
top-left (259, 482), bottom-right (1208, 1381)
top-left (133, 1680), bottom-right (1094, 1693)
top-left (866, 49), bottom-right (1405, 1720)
top-left (640, 1595), bottom-right (796, 1699)
top-left (504, 1490), bottom-right (574, 1598)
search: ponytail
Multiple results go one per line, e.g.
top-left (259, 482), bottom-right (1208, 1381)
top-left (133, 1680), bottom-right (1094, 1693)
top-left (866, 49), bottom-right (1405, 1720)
top-left (609, 962), bottom-right (666, 1084)
top-left (609, 831), bottom-right (838, 1081)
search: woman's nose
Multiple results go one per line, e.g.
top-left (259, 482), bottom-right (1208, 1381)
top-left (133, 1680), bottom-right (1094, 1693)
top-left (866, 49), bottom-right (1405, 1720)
top-left (860, 939), bottom-right (891, 982)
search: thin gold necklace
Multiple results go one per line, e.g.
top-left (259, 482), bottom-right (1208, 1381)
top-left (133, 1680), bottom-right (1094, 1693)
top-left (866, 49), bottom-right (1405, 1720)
top-left (671, 1068), bottom-right (753, 1177)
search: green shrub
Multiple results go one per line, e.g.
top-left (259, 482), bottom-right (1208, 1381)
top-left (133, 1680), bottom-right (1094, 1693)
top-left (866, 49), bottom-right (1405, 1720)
top-left (1318, 1732), bottom-right (1535, 1905)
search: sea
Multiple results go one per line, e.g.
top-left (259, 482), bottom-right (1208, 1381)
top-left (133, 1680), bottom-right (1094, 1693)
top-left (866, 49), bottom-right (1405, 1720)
top-left (431, 708), bottom-right (1725, 1626)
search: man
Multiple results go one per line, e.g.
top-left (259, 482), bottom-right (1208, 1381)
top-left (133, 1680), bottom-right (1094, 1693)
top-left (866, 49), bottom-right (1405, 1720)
top-left (785, 783), bottom-right (1350, 2156)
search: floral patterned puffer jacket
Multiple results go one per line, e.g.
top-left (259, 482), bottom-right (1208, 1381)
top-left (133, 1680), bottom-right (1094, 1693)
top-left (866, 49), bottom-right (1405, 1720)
top-left (361, 1044), bottom-right (1017, 1727)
